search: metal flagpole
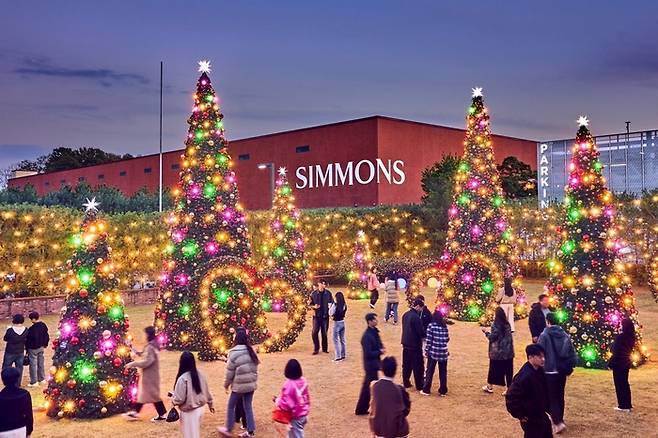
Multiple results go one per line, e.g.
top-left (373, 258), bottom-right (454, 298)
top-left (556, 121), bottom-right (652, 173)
top-left (158, 61), bottom-right (163, 212)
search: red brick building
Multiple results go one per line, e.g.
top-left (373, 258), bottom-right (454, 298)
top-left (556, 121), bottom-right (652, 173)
top-left (8, 116), bottom-right (536, 210)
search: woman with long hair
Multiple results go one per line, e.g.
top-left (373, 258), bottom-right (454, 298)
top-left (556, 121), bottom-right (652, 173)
top-left (608, 318), bottom-right (636, 412)
top-left (421, 310), bottom-right (450, 396)
top-left (332, 292), bottom-right (348, 361)
top-left (496, 277), bottom-right (517, 332)
top-left (481, 307), bottom-right (514, 395)
top-left (218, 327), bottom-right (260, 438)
top-left (171, 352), bottom-right (214, 438)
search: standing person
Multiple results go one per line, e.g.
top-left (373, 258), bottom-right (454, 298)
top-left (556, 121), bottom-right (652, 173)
top-left (310, 280), bottom-right (334, 355)
top-left (496, 277), bottom-right (517, 332)
top-left (482, 307), bottom-right (514, 395)
top-left (401, 298), bottom-right (425, 391)
top-left (2, 315), bottom-right (28, 386)
top-left (367, 267), bottom-right (379, 309)
top-left (332, 292), bottom-right (348, 362)
top-left (505, 344), bottom-right (552, 438)
top-left (415, 295), bottom-right (432, 333)
top-left (0, 367), bottom-right (33, 438)
top-left (421, 310), bottom-right (449, 396)
top-left (369, 357), bottom-right (410, 438)
top-left (384, 277), bottom-right (400, 325)
top-left (123, 326), bottom-right (167, 421)
top-left (274, 359), bottom-right (310, 438)
top-left (355, 313), bottom-right (384, 416)
top-left (218, 327), bottom-right (259, 438)
top-left (171, 352), bottom-right (215, 438)
top-left (529, 294), bottom-right (550, 343)
top-left (25, 312), bottom-right (49, 388)
top-left (537, 313), bottom-right (577, 434)
top-left (608, 318), bottom-right (636, 413)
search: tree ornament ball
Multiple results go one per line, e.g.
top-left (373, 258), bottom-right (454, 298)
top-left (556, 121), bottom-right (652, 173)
top-left (58, 411), bottom-right (64, 418)
top-left (427, 277), bottom-right (439, 288)
top-left (97, 258), bottom-right (104, 264)
top-left (569, 326), bottom-right (577, 334)
top-left (113, 358), bottom-right (122, 367)
top-left (93, 351), bottom-right (102, 359)
top-left (101, 407), bottom-right (108, 414)
top-left (79, 289), bottom-right (89, 298)
top-left (102, 330), bottom-right (111, 339)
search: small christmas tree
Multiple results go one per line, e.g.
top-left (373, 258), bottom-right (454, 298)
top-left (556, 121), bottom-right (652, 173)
top-left (546, 116), bottom-right (647, 368)
top-left (649, 247), bottom-right (658, 302)
top-left (436, 88), bottom-right (525, 322)
top-left (45, 198), bottom-right (137, 419)
top-left (348, 230), bottom-right (371, 299)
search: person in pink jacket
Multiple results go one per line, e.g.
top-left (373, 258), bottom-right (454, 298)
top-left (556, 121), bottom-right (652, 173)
top-left (367, 267), bottom-right (380, 309)
top-left (274, 359), bottom-right (310, 438)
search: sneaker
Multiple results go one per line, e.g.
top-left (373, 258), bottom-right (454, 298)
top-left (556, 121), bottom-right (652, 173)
top-left (238, 432), bottom-right (255, 438)
top-left (217, 426), bottom-right (232, 437)
top-left (393, 321), bottom-right (398, 325)
top-left (122, 411), bottom-right (139, 421)
top-left (332, 358), bottom-right (343, 362)
top-left (312, 351), bottom-right (319, 355)
top-left (419, 391), bottom-right (430, 396)
top-left (369, 303), bottom-right (375, 309)
top-left (39, 380), bottom-right (48, 385)
top-left (150, 416), bottom-right (166, 423)
top-left (501, 390), bottom-right (507, 396)
top-left (482, 385), bottom-right (493, 394)
top-left (614, 407), bottom-right (632, 413)
top-left (439, 393), bottom-right (447, 397)
top-left (554, 423), bottom-right (567, 434)
top-left (27, 383), bottom-right (39, 388)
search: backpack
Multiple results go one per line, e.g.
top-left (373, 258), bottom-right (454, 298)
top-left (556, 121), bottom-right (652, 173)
top-left (548, 333), bottom-right (576, 376)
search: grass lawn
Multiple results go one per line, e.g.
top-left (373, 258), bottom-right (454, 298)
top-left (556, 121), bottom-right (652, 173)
top-left (3, 280), bottom-right (658, 437)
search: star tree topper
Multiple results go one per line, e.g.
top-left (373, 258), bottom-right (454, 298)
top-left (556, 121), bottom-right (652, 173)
top-left (278, 167), bottom-right (287, 176)
top-left (471, 86), bottom-right (483, 97)
top-left (577, 115), bottom-right (589, 127)
top-left (198, 60), bottom-right (212, 73)
top-left (83, 197), bottom-right (100, 212)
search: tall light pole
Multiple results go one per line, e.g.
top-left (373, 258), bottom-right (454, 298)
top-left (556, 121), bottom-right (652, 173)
top-left (258, 162), bottom-right (275, 208)
top-left (158, 61), bottom-right (164, 212)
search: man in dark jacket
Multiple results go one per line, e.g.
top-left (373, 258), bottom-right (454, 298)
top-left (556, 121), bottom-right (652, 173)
top-left (2, 314), bottom-right (28, 386)
top-left (355, 313), bottom-right (384, 415)
top-left (310, 280), bottom-right (334, 354)
top-left (26, 311), bottom-right (49, 387)
top-left (537, 313), bottom-right (577, 434)
top-left (369, 356), bottom-right (410, 438)
top-left (415, 294), bottom-right (432, 332)
top-left (529, 294), bottom-right (550, 343)
top-left (0, 367), bottom-right (33, 437)
top-left (506, 344), bottom-right (552, 438)
top-left (401, 298), bottom-right (425, 391)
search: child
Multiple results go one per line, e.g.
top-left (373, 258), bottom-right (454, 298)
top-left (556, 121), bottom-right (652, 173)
top-left (274, 359), bottom-right (310, 438)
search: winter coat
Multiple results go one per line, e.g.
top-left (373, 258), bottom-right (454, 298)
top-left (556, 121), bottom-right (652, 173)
top-left (425, 322), bottom-right (449, 362)
top-left (537, 325), bottom-right (577, 374)
top-left (401, 309), bottom-right (425, 350)
top-left (367, 273), bottom-right (379, 291)
top-left (384, 280), bottom-right (399, 304)
top-left (311, 290), bottom-right (334, 319)
top-left (505, 362), bottom-right (550, 421)
top-left (496, 288), bottom-right (517, 305)
top-left (3, 326), bottom-right (27, 355)
top-left (486, 322), bottom-right (514, 361)
top-left (275, 377), bottom-right (310, 419)
top-left (224, 345), bottom-right (259, 393)
top-left (361, 326), bottom-right (383, 373)
top-left (0, 385), bottom-right (33, 435)
top-left (608, 330), bottom-right (635, 370)
top-left (26, 321), bottom-right (49, 350)
top-left (369, 378), bottom-right (410, 438)
top-left (528, 303), bottom-right (547, 339)
top-left (128, 340), bottom-right (162, 403)
top-left (332, 302), bottom-right (347, 322)
top-left (172, 370), bottom-right (214, 412)
top-left (419, 306), bottom-right (432, 332)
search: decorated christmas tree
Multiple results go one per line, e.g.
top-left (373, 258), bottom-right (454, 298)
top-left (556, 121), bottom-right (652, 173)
top-left (546, 116), bottom-right (647, 368)
top-left (45, 198), bottom-right (137, 418)
top-left (347, 230), bottom-right (372, 299)
top-left (649, 245), bottom-right (658, 302)
top-left (436, 88), bottom-right (526, 322)
top-left (154, 61), bottom-right (265, 360)
top-left (259, 167), bottom-right (309, 311)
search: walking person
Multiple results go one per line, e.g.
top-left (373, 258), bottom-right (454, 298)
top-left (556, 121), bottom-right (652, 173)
top-left (537, 313), bottom-right (577, 434)
top-left (355, 313), bottom-right (384, 416)
top-left (123, 326), bottom-right (167, 421)
top-left (171, 352), bottom-right (215, 438)
top-left (420, 310), bottom-right (449, 396)
top-left (482, 307), bottom-right (514, 395)
top-left (25, 312), bottom-right (49, 388)
top-left (384, 277), bottom-right (399, 324)
top-left (218, 327), bottom-right (259, 438)
top-left (608, 318), bottom-right (636, 413)
top-left (401, 298), bottom-right (425, 391)
top-left (505, 344), bottom-right (552, 438)
top-left (369, 357), bottom-right (410, 438)
top-left (310, 280), bottom-right (334, 355)
top-left (367, 267), bottom-right (380, 309)
top-left (332, 292), bottom-right (347, 362)
top-left (529, 294), bottom-right (550, 343)
top-left (0, 367), bottom-right (33, 438)
top-left (496, 277), bottom-right (517, 332)
top-left (2, 315), bottom-right (28, 386)
top-left (273, 359), bottom-right (310, 438)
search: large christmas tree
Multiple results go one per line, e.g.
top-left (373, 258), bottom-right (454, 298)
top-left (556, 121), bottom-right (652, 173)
top-left (546, 116), bottom-right (647, 368)
top-left (436, 88), bottom-right (525, 322)
top-left (347, 230), bottom-right (372, 299)
top-left (154, 61), bottom-right (265, 359)
top-left (45, 198), bottom-right (137, 418)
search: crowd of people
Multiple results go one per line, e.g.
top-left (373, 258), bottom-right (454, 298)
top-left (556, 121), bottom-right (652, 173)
top-left (0, 276), bottom-right (641, 438)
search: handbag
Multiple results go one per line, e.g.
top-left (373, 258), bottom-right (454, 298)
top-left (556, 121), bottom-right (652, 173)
top-left (272, 406), bottom-right (292, 424)
top-left (166, 406), bottom-right (180, 422)
top-left (23, 354), bottom-right (30, 366)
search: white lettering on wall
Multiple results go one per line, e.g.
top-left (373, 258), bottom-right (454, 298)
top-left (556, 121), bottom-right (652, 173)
top-left (355, 160), bottom-right (376, 185)
top-left (294, 159), bottom-right (406, 189)
top-left (538, 143), bottom-right (550, 208)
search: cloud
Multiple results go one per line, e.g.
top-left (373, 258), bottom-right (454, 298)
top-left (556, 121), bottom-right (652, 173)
top-left (13, 57), bottom-right (149, 88)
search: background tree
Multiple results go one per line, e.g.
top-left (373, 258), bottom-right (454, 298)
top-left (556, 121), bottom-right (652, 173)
top-left (498, 156), bottom-right (536, 199)
top-left (347, 230), bottom-right (372, 299)
top-left (420, 155), bottom-right (461, 247)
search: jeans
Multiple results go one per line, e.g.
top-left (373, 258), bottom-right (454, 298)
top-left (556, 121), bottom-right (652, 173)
top-left (521, 414), bottom-right (553, 438)
top-left (312, 317), bottom-right (329, 353)
top-left (546, 373), bottom-right (566, 424)
top-left (28, 347), bottom-right (45, 384)
top-left (333, 320), bottom-right (346, 359)
top-left (613, 367), bottom-right (632, 409)
top-left (369, 289), bottom-right (379, 306)
top-left (226, 391), bottom-right (255, 433)
top-left (385, 302), bottom-right (399, 323)
top-left (500, 303), bottom-right (515, 332)
top-left (2, 352), bottom-right (24, 386)
top-left (288, 416), bottom-right (307, 438)
top-left (134, 401), bottom-right (167, 417)
top-left (355, 368), bottom-right (379, 415)
top-left (423, 359), bottom-right (448, 395)
top-left (402, 348), bottom-right (424, 390)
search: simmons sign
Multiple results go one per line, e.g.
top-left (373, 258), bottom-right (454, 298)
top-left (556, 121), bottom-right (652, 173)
top-left (295, 159), bottom-right (406, 189)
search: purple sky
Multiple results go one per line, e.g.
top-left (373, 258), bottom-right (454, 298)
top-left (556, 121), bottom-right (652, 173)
top-left (1, 1), bottom-right (657, 168)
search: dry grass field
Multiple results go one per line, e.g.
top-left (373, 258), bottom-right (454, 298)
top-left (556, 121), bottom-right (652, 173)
top-left (3, 280), bottom-right (658, 438)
